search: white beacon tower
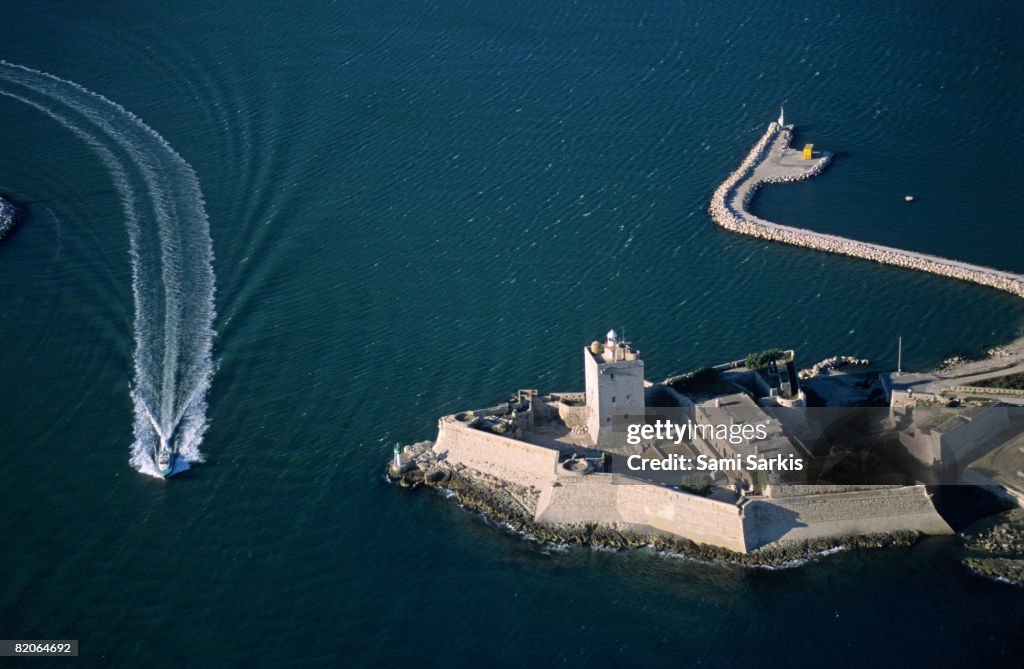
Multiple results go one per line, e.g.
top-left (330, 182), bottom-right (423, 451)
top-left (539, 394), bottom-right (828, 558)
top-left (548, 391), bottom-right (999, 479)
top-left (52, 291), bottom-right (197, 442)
top-left (584, 329), bottom-right (645, 447)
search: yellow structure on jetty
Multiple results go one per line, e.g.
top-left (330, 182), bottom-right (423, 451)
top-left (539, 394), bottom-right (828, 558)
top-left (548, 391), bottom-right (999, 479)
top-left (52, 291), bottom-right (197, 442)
top-left (802, 144), bottom-right (814, 160)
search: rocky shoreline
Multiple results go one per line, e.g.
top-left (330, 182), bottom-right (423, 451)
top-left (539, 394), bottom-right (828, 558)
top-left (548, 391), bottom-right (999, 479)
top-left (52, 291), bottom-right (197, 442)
top-left (0, 195), bottom-right (18, 241)
top-left (388, 452), bottom-right (922, 568)
top-left (798, 355), bottom-right (870, 380)
top-left (934, 344), bottom-right (1016, 375)
top-left (709, 122), bottom-right (1024, 299)
top-left (961, 508), bottom-right (1024, 586)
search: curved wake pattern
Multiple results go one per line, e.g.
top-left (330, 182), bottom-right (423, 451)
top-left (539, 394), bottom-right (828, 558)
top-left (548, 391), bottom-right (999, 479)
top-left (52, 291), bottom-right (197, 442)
top-left (0, 61), bottom-right (216, 478)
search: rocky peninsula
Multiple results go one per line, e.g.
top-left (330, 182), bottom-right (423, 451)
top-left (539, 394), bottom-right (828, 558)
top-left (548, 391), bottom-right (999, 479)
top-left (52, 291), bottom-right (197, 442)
top-left (0, 195), bottom-right (18, 241)
top-left (709, 119), bottom-right (1024, 299)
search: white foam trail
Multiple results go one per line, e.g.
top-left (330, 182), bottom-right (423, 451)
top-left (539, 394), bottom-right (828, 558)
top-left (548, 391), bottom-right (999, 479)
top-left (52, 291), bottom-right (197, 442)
top-left (0, 62), bottom-right (217, 477)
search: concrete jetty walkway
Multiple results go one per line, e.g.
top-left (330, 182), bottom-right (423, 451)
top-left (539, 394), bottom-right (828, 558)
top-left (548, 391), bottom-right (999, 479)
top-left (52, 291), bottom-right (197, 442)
top-left (709, 121), bottom-right (1024, 299)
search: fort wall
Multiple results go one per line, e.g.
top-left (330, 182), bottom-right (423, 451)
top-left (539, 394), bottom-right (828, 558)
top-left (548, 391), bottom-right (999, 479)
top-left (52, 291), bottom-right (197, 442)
top-left (434, 417), bottom-right (559, 484)
top-left (429, 417), bottom-right (953, 554)
top-left (536, 474), bottom-right (749, 553)
top-left (742, 485), bottom-right (952, 549)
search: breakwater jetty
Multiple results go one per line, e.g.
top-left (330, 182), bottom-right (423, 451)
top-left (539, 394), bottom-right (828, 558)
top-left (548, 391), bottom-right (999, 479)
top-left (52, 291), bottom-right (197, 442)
top-left (709, 120), bottom-right (1024, 299)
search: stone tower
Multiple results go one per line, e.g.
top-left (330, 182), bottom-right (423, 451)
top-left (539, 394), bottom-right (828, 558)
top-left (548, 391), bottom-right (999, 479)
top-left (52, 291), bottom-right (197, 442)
top-left (584, 329), bottom-right (645, 447)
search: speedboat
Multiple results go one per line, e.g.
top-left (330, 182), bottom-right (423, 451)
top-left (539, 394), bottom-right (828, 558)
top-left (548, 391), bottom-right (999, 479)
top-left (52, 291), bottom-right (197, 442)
top-left (155, 433), bottom-right (176, 477)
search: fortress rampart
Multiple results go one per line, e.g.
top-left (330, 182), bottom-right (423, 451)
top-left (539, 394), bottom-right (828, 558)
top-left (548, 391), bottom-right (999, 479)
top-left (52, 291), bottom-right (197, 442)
top-left (709, 122), bottom-right (1024, 299)
top-left (435, 416), bottom-right (559, 484)
top-left (419, 416), bottom-right (952, 555)
top-left (742, 485), bottom-right (951, 549)
top-left (536, 474), bottom-right (749, 553)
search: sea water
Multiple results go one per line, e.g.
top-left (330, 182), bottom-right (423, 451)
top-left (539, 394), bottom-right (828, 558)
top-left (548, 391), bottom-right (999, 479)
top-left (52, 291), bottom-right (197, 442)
top-left (0, 1), bottom-right (1021, 665)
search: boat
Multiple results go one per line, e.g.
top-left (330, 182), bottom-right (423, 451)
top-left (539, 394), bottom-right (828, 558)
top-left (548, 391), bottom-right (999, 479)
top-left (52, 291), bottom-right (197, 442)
top-left (155, 433), bottom-right (176, 477)
top-left (144, 406), bottom-right (177, 477)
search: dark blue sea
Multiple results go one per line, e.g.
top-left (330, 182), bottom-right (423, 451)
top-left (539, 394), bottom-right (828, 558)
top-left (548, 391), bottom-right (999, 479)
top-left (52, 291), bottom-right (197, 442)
top-left (0, 1), bottom-right (1022, 666)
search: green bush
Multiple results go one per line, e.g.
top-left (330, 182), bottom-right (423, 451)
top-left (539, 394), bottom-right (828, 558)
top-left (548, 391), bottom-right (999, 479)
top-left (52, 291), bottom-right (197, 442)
top-left (680, 473), bottom-right (713, 496)
top-left (745, 348), bottom-right (785, 370)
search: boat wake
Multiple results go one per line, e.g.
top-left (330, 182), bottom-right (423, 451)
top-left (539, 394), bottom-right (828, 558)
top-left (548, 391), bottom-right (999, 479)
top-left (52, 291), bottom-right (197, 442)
top-left (0, 61), bottom-right (216, 478)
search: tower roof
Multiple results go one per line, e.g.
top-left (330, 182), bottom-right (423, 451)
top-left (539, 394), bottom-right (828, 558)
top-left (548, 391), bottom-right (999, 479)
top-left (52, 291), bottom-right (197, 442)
top-left (606, 329), bottom-right (619, 340)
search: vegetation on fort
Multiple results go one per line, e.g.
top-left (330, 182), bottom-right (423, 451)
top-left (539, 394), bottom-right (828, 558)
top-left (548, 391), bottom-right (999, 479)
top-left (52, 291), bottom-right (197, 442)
top-left (680, 473), bottom-right (713, 497)
top-left (669, 367), bottom-right (720, 394)
top-left (744, 348), bottom-right (786, 370)
top-left (971, 371), bottom-right (1024, 390)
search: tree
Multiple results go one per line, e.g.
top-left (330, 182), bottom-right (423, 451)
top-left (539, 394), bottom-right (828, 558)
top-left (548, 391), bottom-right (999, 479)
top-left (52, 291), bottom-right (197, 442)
top-left (680, 473), bottom-right (713, 497)
top-left (745, 348), bottom-right (785, 370)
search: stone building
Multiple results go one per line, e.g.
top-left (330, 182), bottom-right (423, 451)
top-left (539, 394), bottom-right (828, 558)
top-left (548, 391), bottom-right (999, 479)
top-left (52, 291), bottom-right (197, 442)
top-left (584, 329), bottom-right (644, 447)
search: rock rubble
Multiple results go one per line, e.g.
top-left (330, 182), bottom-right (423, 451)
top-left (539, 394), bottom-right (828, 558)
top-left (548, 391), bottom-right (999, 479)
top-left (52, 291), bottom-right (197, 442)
top-left (0, 196), bottom-right (18, 241)
top-left (962, 508), bottom-right (1024, 586)
top-left (798, 355), bottom-right (870, 380)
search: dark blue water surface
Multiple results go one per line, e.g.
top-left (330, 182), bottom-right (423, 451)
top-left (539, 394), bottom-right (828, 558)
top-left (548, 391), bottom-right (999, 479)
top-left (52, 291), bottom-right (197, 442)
top-left (0, 1), bottom-right (1021, 666)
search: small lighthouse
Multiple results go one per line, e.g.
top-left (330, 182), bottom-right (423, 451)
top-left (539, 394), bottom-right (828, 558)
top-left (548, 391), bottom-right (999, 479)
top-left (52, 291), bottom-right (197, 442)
top-left (605, 329), bottom-right (619, 359)
top-left (393, 443), bottom-right (403, 471)
top-left (584, 328), bottom-right (645, 447)
top-left (778, 105), bottom-right (785, 128)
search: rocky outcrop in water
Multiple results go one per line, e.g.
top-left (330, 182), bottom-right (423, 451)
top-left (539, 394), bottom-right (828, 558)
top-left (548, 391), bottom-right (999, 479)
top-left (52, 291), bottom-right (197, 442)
top-left (986, 346), bottom-right (1013, 359)
top-left (962, 508), bottom-right (1024, 586)
top-left (935, 344), bottom-right (1016, 375)
top-left (388, 441), bottom-right (451, 489)
top-left (935, 355), bottom-right (970, 374)
top-left (798, 355), bottom-right (870, 380)
top-left (0, 195), bottom-right (18, 241)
